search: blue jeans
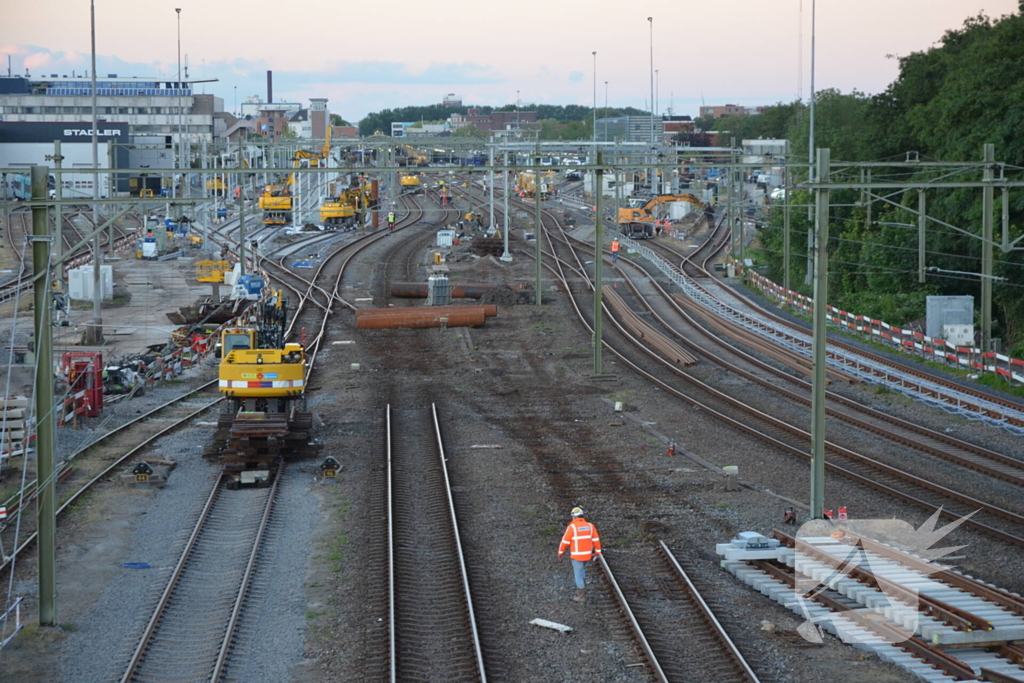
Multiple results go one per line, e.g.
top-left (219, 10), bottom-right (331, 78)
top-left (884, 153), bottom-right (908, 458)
top-left (572, 559), bottom-right (588, 589)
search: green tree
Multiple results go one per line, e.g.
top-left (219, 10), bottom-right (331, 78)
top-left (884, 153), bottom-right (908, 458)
top-left (329, 113), bottom-right (349, 127)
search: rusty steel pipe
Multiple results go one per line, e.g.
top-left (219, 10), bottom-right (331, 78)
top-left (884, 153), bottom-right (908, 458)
top-left (390, 282), bottom-right (497, 299)
top-left (355, 308), bottom-right (486, 329)
top-left (356, 304), bottom-right (498, 319)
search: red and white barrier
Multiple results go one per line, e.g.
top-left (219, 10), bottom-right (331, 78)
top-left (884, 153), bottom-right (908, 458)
top-left (735, 260), bottom-right (1023, 386)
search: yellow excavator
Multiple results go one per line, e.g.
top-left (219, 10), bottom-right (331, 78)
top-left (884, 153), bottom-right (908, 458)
top-left (211, 290), bottom-right (313, 488)
top-left (320, 176), bottom-right (373, 230)
top-left (618, 193), bottom-right (705, 239)
top-left (517, 171), bottom-right (556, 199)
top-left (259, 174), bottom-right (295, 226)
top-left (292, 127), bottom-right (332, 168)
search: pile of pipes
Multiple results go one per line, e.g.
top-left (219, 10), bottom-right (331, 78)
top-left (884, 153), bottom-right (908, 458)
top-left (390, 281), bottom-right (497, 300)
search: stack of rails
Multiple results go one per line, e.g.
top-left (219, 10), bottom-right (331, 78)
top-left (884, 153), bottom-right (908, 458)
top-left (670, 293), bottom-right (860, 384)
top-left (603, 285), bottom-right (698, 367)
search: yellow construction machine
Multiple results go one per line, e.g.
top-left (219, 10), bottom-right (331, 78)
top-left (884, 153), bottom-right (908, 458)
top-left (206, 177), bottom-right (227, 195)
top-left (259, 174), bottom-right (295, 225)
top-left (617, 193), bottom-right (705, 239)
top-left (517, 171), bottom-right (556, 199)
top-left (319, 176), bottom-right (373, 230)
top-left (399, 172), bottom-right (423, 195)
top-left (293, 149), bottom-right (325, 167)
top-left (196, 260), bottom-right (231, 283)
top-left (210, 290), bottom-right (313, 488)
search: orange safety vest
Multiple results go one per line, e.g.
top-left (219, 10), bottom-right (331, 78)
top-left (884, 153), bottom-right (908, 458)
top-left (611, 240), bottom-right (620, 252)
top-left (559, 518), bottom-right (602, 561)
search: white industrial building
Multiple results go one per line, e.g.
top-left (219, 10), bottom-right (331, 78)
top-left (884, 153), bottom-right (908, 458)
top-left (0, 75), bottom-right (223, 145)
top-left (0, 121), bottom-right (129, 198)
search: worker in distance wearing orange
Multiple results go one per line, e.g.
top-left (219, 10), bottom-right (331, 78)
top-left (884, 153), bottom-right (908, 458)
top-left (558, 506), bottom-right (602, 603)
top-left (610, 238), bottom-right (620, 263)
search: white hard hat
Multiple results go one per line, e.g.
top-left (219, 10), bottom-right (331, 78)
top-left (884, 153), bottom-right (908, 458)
top-left (571, 506), bottom-right (585, 517)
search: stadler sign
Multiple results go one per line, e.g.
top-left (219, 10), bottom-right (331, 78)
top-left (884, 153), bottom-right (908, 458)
top-left (63, 128), bottom-right (123, 137)
top-left (0, 121), bottom-right (130, 143)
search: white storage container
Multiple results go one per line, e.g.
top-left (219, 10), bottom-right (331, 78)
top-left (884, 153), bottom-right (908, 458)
top-left (68, 265), bottom-right (113, 300)
top-left (436, 229), bottom-right (455, 247)
top-left (669, 202), bottom-right (692, 220)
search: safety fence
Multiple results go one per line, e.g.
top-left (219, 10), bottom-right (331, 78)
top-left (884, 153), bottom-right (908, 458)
top-left (58, 390), bottom-right (92, 428)
top-left (738, 263), bottom-right (1024, 386)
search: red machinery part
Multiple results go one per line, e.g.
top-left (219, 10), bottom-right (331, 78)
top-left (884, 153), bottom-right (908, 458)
top-left (60, 351), bottom-right (104, 417)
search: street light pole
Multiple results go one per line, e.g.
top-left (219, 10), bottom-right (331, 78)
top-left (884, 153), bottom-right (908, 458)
top-left (87, 0), bottom-right (103, 346)
top-left (806, 0), bottom-right (816, 285)
top-left (648, 17), bottom-right (656, 194)
top-left (592, 51), bottom-right (597, 144)
top-left (604, 81), bottom-right (608, 142)
top-left (176, 8), bottom-right (183, 201)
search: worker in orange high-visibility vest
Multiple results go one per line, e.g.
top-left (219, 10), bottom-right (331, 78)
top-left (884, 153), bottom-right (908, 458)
top-left (610, 238), bottom-right (620, 263)
top-left (558, 506), bottom-right (602, 603)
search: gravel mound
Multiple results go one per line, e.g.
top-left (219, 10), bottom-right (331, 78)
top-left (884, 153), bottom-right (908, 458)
top-left (479, 285), bottom-right (537, 306)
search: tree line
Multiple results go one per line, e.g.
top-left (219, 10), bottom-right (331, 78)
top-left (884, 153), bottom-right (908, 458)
top-left (358, 103), bottom-right (650, 139)
top-left (709, 10), bottom-right (1024, 359)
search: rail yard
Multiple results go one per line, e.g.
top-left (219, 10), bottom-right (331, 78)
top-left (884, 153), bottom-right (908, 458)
top-left (0, 149), bottom-right (1022, 683)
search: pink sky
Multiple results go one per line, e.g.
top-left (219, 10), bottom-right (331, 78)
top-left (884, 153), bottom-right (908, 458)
top-left (3, 0), bottom-right (1019, 121)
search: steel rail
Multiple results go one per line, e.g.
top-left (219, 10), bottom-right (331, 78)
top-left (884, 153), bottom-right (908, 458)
top-left (649, 232), bottom-right (1024, 429)
top-left (386, 401), bottom-right (487, 682)
top-left (387, 405), bottom-right (397, 683)
top-left (749, 559), bottom-right (980, 681)
top-left (519, 199), bottom-right (1024, 542)
top-left (431, 402), bottom-right (487, 683)
top-left (658, 541), bottom-right (760, 682)
top-left (210, 462), bottom-right (283, 681)
top-left (303, 194), bottom-right (425, 375)
top-left (0, 389), bottom-right (222, 575)
top-left (119, 474), bottom-right (224, 683)
top-left (606, 237), bottom-right (1024, 486)
top-left (505, 180), bottom-right (1024, 430)
top-left (515, 207), bottom-right (1024, 547)
top-left (595, 554), bottom-right (669, 683)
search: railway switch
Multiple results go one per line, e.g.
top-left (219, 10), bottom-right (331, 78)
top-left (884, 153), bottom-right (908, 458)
top-left (320, 456), bottom-right (341, 482)
top-left (133, 462), bottom-right (154, 488)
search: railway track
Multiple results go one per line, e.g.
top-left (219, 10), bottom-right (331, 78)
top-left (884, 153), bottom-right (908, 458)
top-left (453, 186), bottom-right (1024, 550)
top-left (599, 226), bottom-right (1024, 490)
top-left (0, 205), bottom-right (141, 305)
top-left (119, 470), bottom-right (279, 683)
top-left (646, 228), bottom-right (1024, 431)
top-left (385, 403), bottom-right (487, 682)
top-left (0, 384), bottom-right (223, 576)
top-left (599, 541), bottom-right (761, 682)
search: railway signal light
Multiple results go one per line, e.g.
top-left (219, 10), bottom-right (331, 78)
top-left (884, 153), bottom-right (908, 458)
top-left (320, 456), bottom-right (341, 482)
top-left (133, 461), bottom-right (154, 488)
